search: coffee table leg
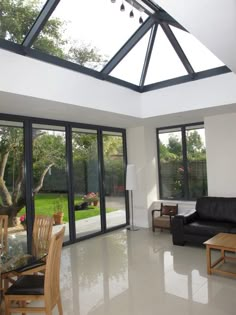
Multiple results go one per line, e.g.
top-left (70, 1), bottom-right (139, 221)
top-left (221, 249), bottom-right (225, 263)
top-left (206, 245), bottom-right (211, 274)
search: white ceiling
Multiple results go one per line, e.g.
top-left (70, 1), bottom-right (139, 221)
top-left (0, 91), bottom-right (142, 128)
top-left (1, 90), bottom-right (236, 129)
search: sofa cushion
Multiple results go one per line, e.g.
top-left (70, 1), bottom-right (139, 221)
top-left (196, 197), bottom-right (236, 223)
top-left (183, 220), bottom-right (234, 236)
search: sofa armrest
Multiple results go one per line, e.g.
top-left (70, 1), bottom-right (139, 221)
top-left (172, 210), bottom-right (198, 246)
top-left (182, 210), bottom-right (198, 224)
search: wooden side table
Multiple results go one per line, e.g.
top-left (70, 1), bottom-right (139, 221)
top-left (204, 233), bottom-right (236, 277)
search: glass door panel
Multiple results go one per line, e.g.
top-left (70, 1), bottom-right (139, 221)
top-left (186, 126), bottom-right (207, 199)
top-left (158, 128), bottom-right (184, 199)
top-left (102, 132), bottom-right (126, 229)
top-left (32, 124), bottom-right (69, 241)
top-left (0, 120), bottom-right (27, 254)
top-left (72, 128), bottom-right (101, 238)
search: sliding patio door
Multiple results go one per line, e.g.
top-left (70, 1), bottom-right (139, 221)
top-left (0, 120), bottom-right (27, 253)
top-left (72, 128), bottom-right (101, 238)
top-left (102, 131), bottom-right (126, 229)
top-left (0, 114), bottom-right (128, 246)
top-left (32, 124), bottom-right (69, 241)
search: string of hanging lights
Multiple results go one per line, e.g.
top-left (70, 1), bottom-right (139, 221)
top-left (110, 0), bottom-right (144, 24)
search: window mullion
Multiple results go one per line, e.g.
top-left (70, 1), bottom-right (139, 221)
top-left (181, 126), bottom-right (189, 200)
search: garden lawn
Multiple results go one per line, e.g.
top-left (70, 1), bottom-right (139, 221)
top-left (18, 193), bottom-right (115, 223)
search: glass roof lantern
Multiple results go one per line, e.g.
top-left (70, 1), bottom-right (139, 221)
top-left (0, 0), bottom-right (230, 92)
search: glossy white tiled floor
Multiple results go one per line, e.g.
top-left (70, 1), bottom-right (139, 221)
top-left (50, 229), bottom-right (236, 314)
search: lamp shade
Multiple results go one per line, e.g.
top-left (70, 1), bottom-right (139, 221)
top-left (126, 164), bottom-right (137, 190)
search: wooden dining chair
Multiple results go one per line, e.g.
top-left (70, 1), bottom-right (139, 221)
top-left (32, 215), bottom-right (54, 258)
top-left (4, 226), bottom-right (65, 315)
top-left (2, 215), bottom-right (54, 291)
top-left (19, 214), bottom-right (54, 275)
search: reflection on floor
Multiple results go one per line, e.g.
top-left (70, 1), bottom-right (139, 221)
top-left (58, 229), bottom-right (236, 315)
top-left (8, 229), bottom-right (236, 315)
top-left (53, 209), bottom-right (126, 240)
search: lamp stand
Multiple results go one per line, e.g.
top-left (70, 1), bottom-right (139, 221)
top-left (127, 190), bottom-right (139, 231)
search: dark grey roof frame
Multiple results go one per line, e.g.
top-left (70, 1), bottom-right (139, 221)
top-left (0, 0), bottom-right (231, 92)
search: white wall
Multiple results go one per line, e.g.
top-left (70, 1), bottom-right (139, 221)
top-left (141, 72), bottom-right (236, 118)
top-left (126, 126), bottom-right (158, 227)
top-left (128, 111), bottom-right (236, 228)
top-left (205, 112), bottom-right (236, 196)
top-left (0, 49), bottom-right (141, 118)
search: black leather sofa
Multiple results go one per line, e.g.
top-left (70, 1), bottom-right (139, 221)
top-left (172, 197), bottom-right (236, 246)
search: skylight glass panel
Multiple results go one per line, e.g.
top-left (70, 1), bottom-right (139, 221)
top-left (0, 0), bottom-right (47, 44)
top-left (170, 26), bottom-right (224, 72)
top-left (33, 0), bottom-right (148, 71)
top-left (110, 29), bottom-right (151, 85)
top-left (145, 26), bottom-right (187, 85)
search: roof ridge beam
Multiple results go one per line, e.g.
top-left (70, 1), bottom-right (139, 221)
top-left (140, 1), bottom-right (186, 31)
top-left (101, 16), bottom-right (155, 75)
top-left (161, 22), bottom-right (195, 76)
top-left (155, 11), bottom-right (187, 31)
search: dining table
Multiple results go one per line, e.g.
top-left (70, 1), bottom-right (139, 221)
top-left (0, 250), bottom-right (47, 309)
top-left (0, 252), bottom-right (46, 275)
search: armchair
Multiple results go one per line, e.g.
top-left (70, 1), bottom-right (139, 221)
top-left (152, 203), bottom-right (178, 232)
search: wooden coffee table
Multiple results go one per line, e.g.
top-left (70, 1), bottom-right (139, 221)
top-left (204, 233), bottom-right (236, 277)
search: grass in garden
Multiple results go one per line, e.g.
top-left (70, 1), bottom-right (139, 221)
top-left (18, 193), bottom-right (115, 223)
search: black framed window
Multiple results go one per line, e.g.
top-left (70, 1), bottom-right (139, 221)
top-left (157, 123), bottom-right (207, 200)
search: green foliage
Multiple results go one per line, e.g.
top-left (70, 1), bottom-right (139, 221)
top-left (103, 135), bottom-right (123, 159)
top-left (68, 42), bottom-right (107, 69)
top-left (53, 195), bottom-right (64, 213)
top-left (159, 129), bottom-right (207, 199)
top-left (0, 126), bottom-right (24, 202)
top-left (160, 130), bottom-right (206, 162)
top-left (0, 0), bottom-right (107, 69)
top-left (159, 141), bottom-right (178, 161)
top-left (72, 133), bottom-right (97, 161)
top-left (0, 126), bottom-right (23, 154)
top-left (33, 132), bottom-right (66, 184)
top-left (0, 0), bottom-right (42, 43)
top-left (167, 135), bottom-right (182, 158)
top-left (187, 130), bottom-right (206, 160)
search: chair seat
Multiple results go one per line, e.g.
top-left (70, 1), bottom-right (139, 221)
top-left (154, 216), bottom-right (170, 228)
top-left (5, 275), bottom-right (44, 295)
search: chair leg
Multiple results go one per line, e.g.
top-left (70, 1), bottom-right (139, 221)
top-left (4, 278), bottom-right (9, 292)
top-left (57, 295), bottom-right (63, 315)
top-left (4, 296), bottom-right (10, 315)
top-left (21, 300), bottom-right (26, 315)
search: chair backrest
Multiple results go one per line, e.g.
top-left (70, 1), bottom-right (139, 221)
top-left (44, 226), bottom-right (65, 309)
top-left (32, 215), bottom-right (54, 257)
top-left (161, 203), bottom-right (178, 216)
top-left (0, 215), bottom-right (8, 255)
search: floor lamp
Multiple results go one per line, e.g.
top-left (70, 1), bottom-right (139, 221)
top-left (126, 164), bottom-right (139, 231)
